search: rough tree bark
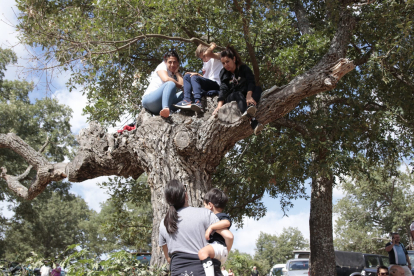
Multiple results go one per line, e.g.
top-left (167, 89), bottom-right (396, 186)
top-left (1, 11), bottom-right (356, 268)
top-left (309, 173), bottom-right (335, 276)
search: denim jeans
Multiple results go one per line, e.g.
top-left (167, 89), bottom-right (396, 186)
top-left (183, 74), bottom-right (220, 102)
top-left (142, 81), bottom-right (183, 114)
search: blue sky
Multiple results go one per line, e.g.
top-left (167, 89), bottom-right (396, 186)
top-left (0, 0), bottom-right (347, 256)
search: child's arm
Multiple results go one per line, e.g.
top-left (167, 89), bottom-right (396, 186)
top-left (204, 42), bottom-right (221, 60)
top-left (162, 244), bottom-right (171, 264)
top-left (205, 219), bottom-right (231, 240)
top-left (216, 228), bottom-right (234, 252)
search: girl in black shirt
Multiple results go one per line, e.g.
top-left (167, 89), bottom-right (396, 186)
top-left (212, 46), bottom-right (263, 135)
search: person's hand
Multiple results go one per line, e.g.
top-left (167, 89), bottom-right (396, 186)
top-left (167, 257), bottom-right (171, 264)
top-left (246, 93), bottom-right (256, 106)
top-left (209, 42), bottom-right (217, 50)
top-left (212, 107), bottom-right (220, 117)
top-left (205, 226), bottom-right (213, 240)
top-left (189, 73), bottom-right (201, 77)
top-left (409, 263), bottom-right (412, 269)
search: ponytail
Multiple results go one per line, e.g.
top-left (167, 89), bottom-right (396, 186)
top-left (164, 180), bottom-right (186, 234)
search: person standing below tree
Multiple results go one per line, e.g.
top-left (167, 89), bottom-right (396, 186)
top-left (40, 263), bottom-right (52, 276)
top-left (212, 46), bottom-right (264, 135)
top-left (221, 266), bottom-right (229, 276)
top-left (51, 263), bottom-right (61, 276)
top-left (410, 220), bottom-right (414, 242)
top-left (174, 43), bottom-right (222, 113)
top-left (251, 266), bottom-right (259, 276)
top-left (389, 265), bottom-right (405, 276)
top-left (385, 233), bottom-right (412, 276)
top-left (158, 180), bottom-right (223, 276)
top-left (142, 50), bottom-right (184, 118)
top-left (377, 265), bottom-right (389, 276)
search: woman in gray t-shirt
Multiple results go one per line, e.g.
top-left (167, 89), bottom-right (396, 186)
top-left (159, 180), bottom-right (221, 275)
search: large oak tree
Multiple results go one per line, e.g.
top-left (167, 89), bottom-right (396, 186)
top-left (1, 0), bottom-right (412, 274)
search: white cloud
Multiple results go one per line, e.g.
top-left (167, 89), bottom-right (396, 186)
top-left (232, 212), bottom-right (310, 256)
top-left (0, 201), bottom-right (14, 219)
top-left (53, 89), bottom-right (89, 134)
top-left (70, 176), bottom-right (112, 212)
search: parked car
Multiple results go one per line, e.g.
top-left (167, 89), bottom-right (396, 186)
top-left (360, 253), bottom-right (389, 276)
top-left (270, 264), bottom-right (285, 276)
top-left (282, 259), bottom-right (309, 276)
top-left (307, 251), bottom-right (390, 276)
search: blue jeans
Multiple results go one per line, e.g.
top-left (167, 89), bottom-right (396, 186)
top-left (142, 81), bottom-right (183, 114)
top-left (183, 74), bottom-right (220, 102)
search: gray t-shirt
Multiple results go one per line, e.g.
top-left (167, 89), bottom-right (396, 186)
top-left (159, 206), bottom-right (219, 255)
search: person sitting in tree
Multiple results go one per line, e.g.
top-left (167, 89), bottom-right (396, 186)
top-left (174, 43), bottom-right (222, 113)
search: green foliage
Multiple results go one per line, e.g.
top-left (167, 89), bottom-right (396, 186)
top-left (226, 249), bottom-right (255, 276)
top-left (4, 245), bottom-right (167, 276)
top-left (334, 163), bottom-right (414, 254)
top-left (96, 175), bottom-right (152, 251)
top-left (254, 227), bottom-right (309, 274)
top-left (2, 191), bottom-right (104, 260)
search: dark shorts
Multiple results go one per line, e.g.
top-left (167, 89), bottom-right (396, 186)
top-left (170, 252), bottom-right (222, 276)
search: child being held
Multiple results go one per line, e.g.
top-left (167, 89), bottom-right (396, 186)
top-left (199, 188), bottom-right (234, 276)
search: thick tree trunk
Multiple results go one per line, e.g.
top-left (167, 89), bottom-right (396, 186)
top-left (309, 173), bottom-right (336, 276)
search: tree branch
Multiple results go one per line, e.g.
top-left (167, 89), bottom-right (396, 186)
top-left (233, 0), bottom-right (261, 85)
top-left (0, 134), bottom-right (67, 200)
top-left (291, 0), bottom-right (313, 35)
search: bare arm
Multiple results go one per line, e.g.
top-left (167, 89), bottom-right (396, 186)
top-left (205, 219), bottom-right (231, 240)
top-left (157, 70), bottom-right (183, 88)
top-left (162, 244), bottom-right (171, 264)
top-left (406, 254), bottom-right (411, 269)
top-left (216, 228), bottom-right (234, 251)
top-left (204, 42), bottom-right (221, 60)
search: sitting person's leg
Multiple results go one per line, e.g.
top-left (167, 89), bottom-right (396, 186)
top-left (159, 81), bottom-right (178, 118)
top-left (190, 76), bottom-right (220, 112)
top-left (226, 91), bottom-right (247, 114)
top-left (174, 74), bottom-right (193, 109)
top-left (142, 85), bottom-right (165, 114)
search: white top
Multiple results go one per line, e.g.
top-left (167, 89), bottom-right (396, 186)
top-left (144, 62), bottom-right (175, 96)
top-left (203, 58), bottom-right (223, 85)
top-left (221, 270), bottom-right (229, 276)
top-left (410, 221), bottom-right (414, 231)
top-left (40, 265), bottom-right (52, 276)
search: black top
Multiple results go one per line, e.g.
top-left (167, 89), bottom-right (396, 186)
top-left (385, 242), bottom-right (408, 265)
top-left (218, 64), bottom-right (256, 102)
top-left (208, 213), bottom-right (232, 247)
top-left (251, 270), bottom-right (259, 276)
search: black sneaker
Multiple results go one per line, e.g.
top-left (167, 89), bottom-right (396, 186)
top-left (242, 104), bottom-right (257, 118)
top-left (251, 119), bottom-right (264, 135)
top-left (191, 100), bottom-right (203, 113)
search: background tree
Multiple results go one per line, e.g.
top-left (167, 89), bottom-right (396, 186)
top-left (2, 188), bottom-right (102, 260)
top-left (95, 175), bottom-right (152, 252)
top-left (254, 227), bottom-right (309, 273)
top-left (334, 164), bottom-right (414, 254)
top-left (226, 249), bottom-right (256, 276)
top-left (2, 0), bottom-right (413, 275)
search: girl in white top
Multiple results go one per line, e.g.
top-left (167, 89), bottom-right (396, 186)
top-left (142, 50), bottom-right (184, 118)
